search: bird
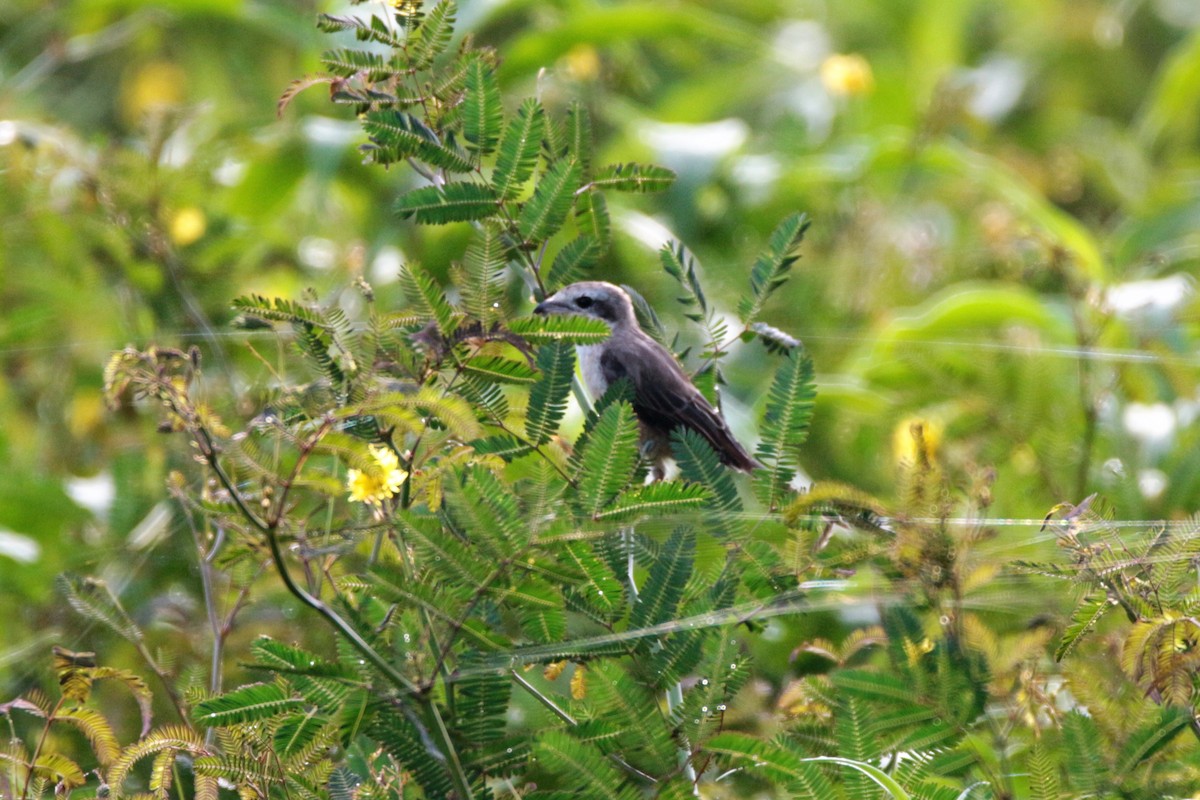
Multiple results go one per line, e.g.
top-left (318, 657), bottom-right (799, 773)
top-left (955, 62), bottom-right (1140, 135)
top-left (533, 281), bottom-right (761, 478)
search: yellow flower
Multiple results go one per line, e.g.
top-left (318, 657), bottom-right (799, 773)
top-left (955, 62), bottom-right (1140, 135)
top-left (892, 415), bottom-right (942, 466)
top-left (820, 53), bottom-right (874, 97)
top-left (562, 44), bottom-right (600, 82)
top-left (347, 445), bottom-right (407, 506)
top-left (169, 207), bottom-right (206, 246)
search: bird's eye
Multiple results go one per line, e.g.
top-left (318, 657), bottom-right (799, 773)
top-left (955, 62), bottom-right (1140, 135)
top-left (575, 296), bottom-right (594, 309)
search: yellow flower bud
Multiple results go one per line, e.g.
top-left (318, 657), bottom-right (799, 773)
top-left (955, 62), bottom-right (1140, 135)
top-left (820, 53), bottom-right (874, 96)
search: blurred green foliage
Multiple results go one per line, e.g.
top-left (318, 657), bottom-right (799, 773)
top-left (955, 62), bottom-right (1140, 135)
top-left (4, 0), bottom-right (1200, 796)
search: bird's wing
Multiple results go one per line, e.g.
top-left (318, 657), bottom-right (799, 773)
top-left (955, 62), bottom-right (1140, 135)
top-left (600, 335), bottom-right (760, 471)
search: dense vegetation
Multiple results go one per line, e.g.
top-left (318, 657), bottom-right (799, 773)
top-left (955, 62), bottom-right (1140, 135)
top-left (3, 0), bottom-right (1200, 797)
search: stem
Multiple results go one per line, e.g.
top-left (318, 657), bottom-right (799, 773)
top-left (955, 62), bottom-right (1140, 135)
top-left (623, 526), bottom-right (697, 793)
top-left (510, 671), bottom-right (658, 784)
top-left (191, 413), bottom-right (475, 798)
top-left (20, 696), bottom-right (64, 800)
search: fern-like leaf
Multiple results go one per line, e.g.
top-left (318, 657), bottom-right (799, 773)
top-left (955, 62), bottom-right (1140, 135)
top-left (393, 182), bottom-right (500, 225)
top-left (546, 235), bottom-right (600, 290)
top-left (754, 349), bottom-right (817, 509)
top-left (457, 223), bottom-right (509, 323)
top-left (535, 731), bottom-right (631, 800)
top-left (398, 261), bottom-right (459, 333)
top-left (1117, 705), bottom-right (1190, 773)
top-left (192, 682), bottom-right (302, 727)
top-left (629, 527), bottom-right (693, 629)
top-left (673, 427), bottom-right (741, 524)
top-left (659, 240), bottom-right (708, 322)
top-left (321, 48), bottom-right (388, 80)
top-left (361, 110), bottom-right (473, 172)
top-left (575, 189), bottom-right (611, 249)
top-left (525, 340), bottom-right (574, 445)
top-left (737, 211), bottom-right (810, 323)
top-left (594, 481), bottom-right (709, 522)
top-left (704, 733), bottom-right (837, 797)
top-left (1027, 742), bottom-right (1060, 800)
top-left (508, 314), bottom-right (610, 345)
top-left (56, 706), bottom-right (119, 766)
top-left (492, 97), bottom-right (546, 199)
top-left (1061, 711), bottom-right (1106, 794)
top-left (409, 0), bottom-right (455, 69)
top-left (518, 157), bottom-right (581, 243)
top-left (108, 725), bottom-right (207, 792)
top-left (462, 55), bottom-right (502, 155)
top-left (1055, 592), bottom-right (1114, 661)
top-left (588, 162), bottom-right (675, 192)
top-left (368, 705), bottom-right (458, 799)
top-left (572, 401), bottom-right (640, 517)
top-left (58, 574), bottom-right (143, 644)
top-left (316, 13), bottom-right (402, 47)
top-left (462, 355), bottom-right (538, 384)
top-left (565, 101), bottom-right (593, 175)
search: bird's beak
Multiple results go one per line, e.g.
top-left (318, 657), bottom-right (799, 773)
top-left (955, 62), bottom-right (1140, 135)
top-left (533, 296), bottom-right (566, 316)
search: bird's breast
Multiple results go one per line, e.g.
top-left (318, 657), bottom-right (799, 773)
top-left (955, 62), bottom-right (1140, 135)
top-left (576, 344), bottom-right (608, 401)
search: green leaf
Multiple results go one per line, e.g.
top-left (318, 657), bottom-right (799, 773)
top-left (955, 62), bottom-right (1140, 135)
top-left (594, 481), bottom-right (709, 522)
top-left (462, 55), bottom-right (503, 155)
top-left (321, 48), bottom-right (389, 80)
top-left (316, 13), bottom-right (402, 47)
top-left (1061, 711), bottom-right (1106, 795)
top-left (647, 629), bottom-right (706, 690)
top-left (737, 211), bottom-right (810, 323)
top-left (802, 756), bottom-right (913, 800)
top-left (629, 527), bottom-right (693, 629)
top-left (572, 401), bottom-right (640, 517)
top-left (273, 713), bottom-right (332, 761)
top-left (193, 682), bottom-right (302, 727)
top-left (398, 261), bottom-right (458, 333)
top-left (525, 340), bottom-right (575, 445)
top-left (367, 567), bottom-right (508, 649)
top-left (58, 574), bottom-right (143, 644)
top-left (470, 434), bottom-right (532, 460)
top-left (1054, 592), bottom-right (1114, 661)
top-left (448, 465), bottom-right (530, 552)
top-left (535, 731), bottom-right (627, 800)
top-left (361, 110), bottom-right (473, 172)
top-left (393, 182), bottom-right (500, 224)
top-left (492, 97), bottom-right (546, 199)
top-left (704, 733), bottom-right (836, 797)
top-left (462, 355), bottom-right (538, 384)
top-left (515, 581), bottom-right (567, 642)
top-left (831, 669), bottom-right (917, 705)
top-left (1117, 705), bottom-right (1190, 773)
top-left (410, 0), bottom-right (455, 69)
top-left (455, 654), bottom-right (512, 754)
top-left (508, 314), bottom-right (611, 345)
top-left (457, 223), bottom-right (509, 323)
top-left (329, 767), bottom-right (359, 800)
top-left (518, 157), bottom-right (581, 242)
top-left (560, 540), bottom-right (623, 618)
top-left (575, 189), bottom-right (611, 248)
top-left (546, 235), bottom-right (600, 289)
top-left (589, 162), bottom-right (675, 192)
top-left (754, 349), bottom-right (817, 509)
top-left (659, 240), bottom-right (707, 320)
top-left (391, 512), bottom-right (492, 585)
top-left (368, 704), bottom-right (457, 799)
top-left (1027, 743), bottom-right (1060, 800)
top-left (565, 101), bottom-right (593, 175)
top-left (673, 427), bottom-right (741, 527)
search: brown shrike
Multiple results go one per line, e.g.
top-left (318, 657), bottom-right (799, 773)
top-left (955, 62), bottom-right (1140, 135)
top-left (533, 281), bottom-right (760, 476)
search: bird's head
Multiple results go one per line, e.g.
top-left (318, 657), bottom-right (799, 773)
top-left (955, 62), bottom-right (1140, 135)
top-left (533, 281), bottom-right (636, 328)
